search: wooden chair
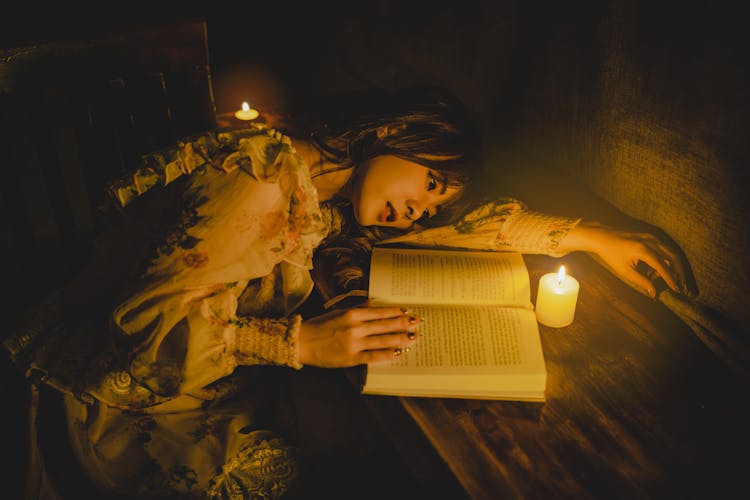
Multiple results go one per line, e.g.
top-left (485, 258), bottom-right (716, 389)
top-left (0, 17), bottom-right (216, 329)
top-left (0, 18), bottom-right (217, 498)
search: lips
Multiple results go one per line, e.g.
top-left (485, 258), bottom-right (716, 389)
top-left (379, 201), bottom-right (397, 223)
top-left (386, 202), bottom-right (397, 222)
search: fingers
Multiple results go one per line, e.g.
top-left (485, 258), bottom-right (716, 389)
top-left (625, 232), bottom-right (696, 298)
top-left (336, 303), bottom-right (421, 337)
top-left (359, 348), bottom-right (408, 365)
top-left (300, 304), bottom-right (424, 368)
top-left (341, 304), bottom-right (422, 352)
top-left (622, 265), bottom-right (658, 298)
top-left (361, 330), bottom-right (418, 351)
top-left (639, 234), bottom-right (697, 296)
top-left (639, 246), bottom-right (679, 294)
top-left (653, 240), bottom-right (695, 296)
top-left (356, 314), bottom-right (420, 338)
top-left (344, 304), bottom-right (411, 323)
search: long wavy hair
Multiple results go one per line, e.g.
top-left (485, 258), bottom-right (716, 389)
top-left (280, 86), bottom-right (485, 306)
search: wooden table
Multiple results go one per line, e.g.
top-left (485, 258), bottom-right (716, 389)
top-left (360, 252), bottom-right (749, 499)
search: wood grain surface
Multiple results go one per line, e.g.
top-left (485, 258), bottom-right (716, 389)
top-left (381, 252), bottom-right (750, 499)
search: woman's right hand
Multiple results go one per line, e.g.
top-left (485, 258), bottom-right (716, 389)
top-left (558, 221), bottom-right (696, 298)
top-left (298, 302), bottom-right (421, 368)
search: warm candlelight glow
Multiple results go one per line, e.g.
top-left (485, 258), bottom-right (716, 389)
top-left (536, 264), bottom-right (580, 327)
top-left (556, 265), bottom-right (566, 287)
top-left (234, 101), bottom-right (259, 121)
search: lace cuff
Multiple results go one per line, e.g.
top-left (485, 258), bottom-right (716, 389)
top-left (501, 210), bottom-right (582, 256)
top-left (229, 315), bottom-right (302, 369)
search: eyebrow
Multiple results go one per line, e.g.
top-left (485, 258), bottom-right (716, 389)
top-left (435, 171), bottom-right (448, 195)
top-left (434, 173), bottom-right (448, 216)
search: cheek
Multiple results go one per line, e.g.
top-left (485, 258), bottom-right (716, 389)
top-left (350, 168), bottom-right (383, 225)
top-left (353, 191), bottom-right (378, 225)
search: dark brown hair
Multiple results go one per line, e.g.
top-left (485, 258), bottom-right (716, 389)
top-left (284, 86), bottom-right (485, 306)
top-left (285, 85), bottom-right (484, 229)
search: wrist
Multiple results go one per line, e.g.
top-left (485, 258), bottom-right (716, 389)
top-left (297, 320), bottom-right (312, 366)
top-left (556, 221), bottom-right (607, 254)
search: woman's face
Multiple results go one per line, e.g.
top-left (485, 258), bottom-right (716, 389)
top-left (350, 155), bottom-right (460, 229)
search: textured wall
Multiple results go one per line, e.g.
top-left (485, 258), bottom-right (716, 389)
top-left (2, 1), bottom-right (747, 337)
top-left (250, 0), bottom-right (749, 339)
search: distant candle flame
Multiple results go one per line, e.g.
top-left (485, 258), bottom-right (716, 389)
top-left (557, 265), bottom-right (566, 287)
top-left (241, 101), bottom-right (250, 112)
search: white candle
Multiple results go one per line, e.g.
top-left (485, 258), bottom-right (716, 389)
top-left (234, 101), bottom-right (259, 121)
top-left (535, 265), bottom-right (580, 328)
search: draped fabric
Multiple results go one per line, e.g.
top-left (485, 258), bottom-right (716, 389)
top-left (61, 126), bottom-right (328, 497)
top-left (4, 123), bottom-right (584, 498)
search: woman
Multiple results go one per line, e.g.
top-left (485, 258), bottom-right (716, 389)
top-left (30, 86), bottom-right (691, 498)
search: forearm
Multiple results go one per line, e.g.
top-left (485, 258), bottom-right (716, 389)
top-left (380, 200), bottom-right (581, 256)
top-left (555, 221), bottom-right (610, 255)
top-left (555, 220), bottom-right (694, 297)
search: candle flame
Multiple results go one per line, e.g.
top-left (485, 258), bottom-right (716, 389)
top-left (557, 265), bottom-right (566, 286)
top-left (241, 102), bottom-right (250, 112)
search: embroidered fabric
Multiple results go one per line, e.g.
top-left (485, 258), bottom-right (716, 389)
top-left (4, 121), bottom-right (593, 499)
top-left (102, 126), bottom-right (328, 400)
top-left (231, 315), bottom-right (303, 369)
top-left (205, 430), bottom-right (301, 499)
top-left (105, 125), bottom-right (268, 208)
top-left (380, 198), bottom-right (581, 256)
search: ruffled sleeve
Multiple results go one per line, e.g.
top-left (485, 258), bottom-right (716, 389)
top-left (84, 127), bottom-right (327, 407)
top-left (380, 198), bottom-right (581, 256)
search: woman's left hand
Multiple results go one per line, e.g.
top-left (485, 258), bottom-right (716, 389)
top-left (558, 222), bottom-right (696, 299)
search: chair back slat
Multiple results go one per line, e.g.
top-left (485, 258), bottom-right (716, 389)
top-left (0, 19), bottom-right (216, 330)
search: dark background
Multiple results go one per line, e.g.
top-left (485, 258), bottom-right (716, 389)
top-left (2, 1), bottom-right (748, 149)
top-left (3, 1), bottom-right (748, 178)
top-left (2, 1), bottom-right (749, 498)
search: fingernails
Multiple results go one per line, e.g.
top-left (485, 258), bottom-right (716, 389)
top-left (393, 346), bottom-right (411, 357)
top-left (400, 307), bottom-right (410, 314)
top-left (408, 316), bottom-right (419, 325)
top-left (406, 331), bottom-right (417, 341)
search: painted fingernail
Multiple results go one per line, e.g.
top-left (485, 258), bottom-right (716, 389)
top-left (407, 331), bottom-right (416, 341)
top-left (400, 307), bottom-right (409, 314)
top-left (393, 348), bottom-right (403, 356)
top-left (683, 283), bottom-right (697, 297)
top-left (408, 316), bottom-right (418, 325)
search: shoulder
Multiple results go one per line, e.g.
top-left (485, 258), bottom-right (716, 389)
top-left (106, 125), bottom-right (306, 208)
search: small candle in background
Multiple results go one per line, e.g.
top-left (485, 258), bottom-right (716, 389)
top-left (535, 265), bottom-right (580, 328)
top-left (234, 101), bottom-right (259, 121)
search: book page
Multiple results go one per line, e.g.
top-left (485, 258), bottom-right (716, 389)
top-left (369, 305), bottom-right (541, 372)
top-left (369, 247), bottom-right (531, 307)
top-left (363, 306), bottom-right (546, 400)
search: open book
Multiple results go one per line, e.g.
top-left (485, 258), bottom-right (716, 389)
top-left (363, 246), bottom-right (546, 401)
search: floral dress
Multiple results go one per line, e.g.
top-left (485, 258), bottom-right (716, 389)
top-left (64, 125), bottom-right (328, 498)
top-left (4, 124), bottom-right (581, 499)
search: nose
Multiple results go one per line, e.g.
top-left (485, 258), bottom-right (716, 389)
top-left (405, 195), bottom-right (434, 221)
